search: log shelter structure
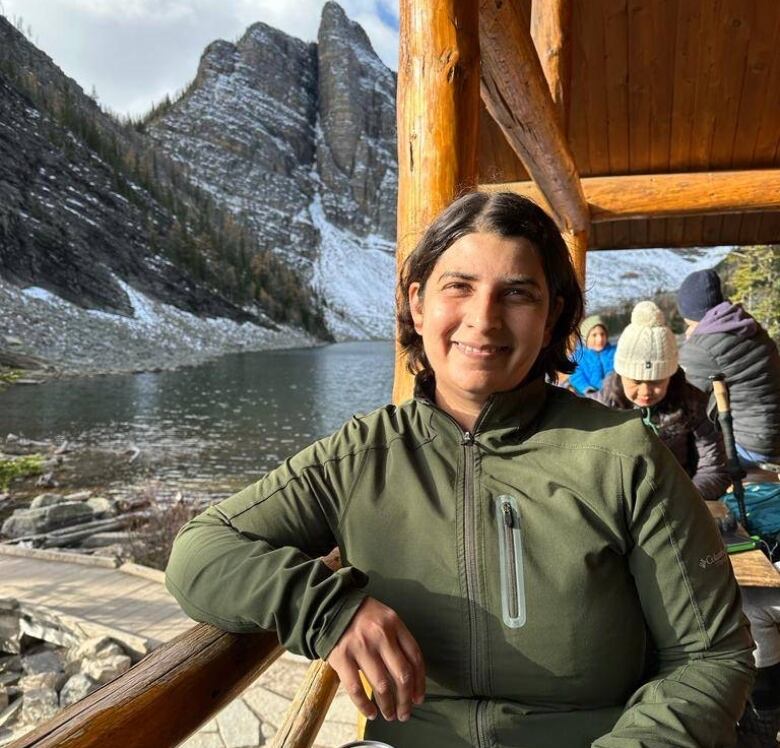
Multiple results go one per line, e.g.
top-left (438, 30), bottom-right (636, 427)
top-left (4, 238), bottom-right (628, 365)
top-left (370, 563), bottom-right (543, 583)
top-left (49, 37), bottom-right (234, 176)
top-left (11, 2), bottom-right (780, 747)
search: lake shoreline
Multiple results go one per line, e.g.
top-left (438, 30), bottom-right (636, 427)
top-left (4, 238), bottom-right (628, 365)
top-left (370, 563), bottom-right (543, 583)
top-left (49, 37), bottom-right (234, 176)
top-left (0, 276), bottom-right (334, 390)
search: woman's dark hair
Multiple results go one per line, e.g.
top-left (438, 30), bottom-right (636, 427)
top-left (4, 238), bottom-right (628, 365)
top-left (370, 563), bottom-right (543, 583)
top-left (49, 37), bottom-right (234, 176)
top-left (397, 191), bottom-right (584, 382)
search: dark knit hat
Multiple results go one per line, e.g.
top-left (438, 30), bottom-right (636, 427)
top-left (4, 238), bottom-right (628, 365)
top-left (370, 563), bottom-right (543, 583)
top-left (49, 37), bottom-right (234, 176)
top-left (677, 269), bottom-right (724, 321)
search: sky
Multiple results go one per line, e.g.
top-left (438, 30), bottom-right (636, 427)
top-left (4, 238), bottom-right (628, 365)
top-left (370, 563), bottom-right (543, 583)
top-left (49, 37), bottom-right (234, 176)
top-left (0, 0), bottom-right (400, 117)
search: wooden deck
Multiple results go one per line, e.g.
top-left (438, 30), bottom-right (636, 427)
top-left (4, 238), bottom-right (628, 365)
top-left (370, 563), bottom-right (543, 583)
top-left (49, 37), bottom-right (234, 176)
top-left (0, 546), bottom-right (189, 648)
top-left (0, 545), bottom-right (356, 748)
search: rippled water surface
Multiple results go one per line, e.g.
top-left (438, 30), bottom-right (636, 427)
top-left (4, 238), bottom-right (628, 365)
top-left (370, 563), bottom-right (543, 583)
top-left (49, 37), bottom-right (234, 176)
top-left (0, 342), bottom-right (394, 493)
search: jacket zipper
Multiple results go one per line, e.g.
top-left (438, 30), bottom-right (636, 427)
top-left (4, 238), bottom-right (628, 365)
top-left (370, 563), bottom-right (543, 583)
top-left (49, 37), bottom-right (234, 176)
top-left (428, 403), bottom-right (493, 741)
top-left (496, 495), bottom-right (526, 628)
top-left (462, 429), bottom-right (485, 697)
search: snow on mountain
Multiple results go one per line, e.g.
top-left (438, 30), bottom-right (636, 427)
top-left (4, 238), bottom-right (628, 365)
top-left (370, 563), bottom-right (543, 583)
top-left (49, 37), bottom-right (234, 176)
top-left (585, 246), bottom-right (732, 311)
top-left (148, 2), bottom-right (397, 337)
top-left (309, 195), bottom-right (395, 339)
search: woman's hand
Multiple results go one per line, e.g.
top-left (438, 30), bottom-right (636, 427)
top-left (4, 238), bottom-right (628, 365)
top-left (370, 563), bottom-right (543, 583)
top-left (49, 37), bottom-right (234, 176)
top-left (327, 597), bottom-right (426, 723)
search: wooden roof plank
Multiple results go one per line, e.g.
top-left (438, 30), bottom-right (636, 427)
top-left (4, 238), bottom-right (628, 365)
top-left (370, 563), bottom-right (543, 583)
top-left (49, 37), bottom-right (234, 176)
top-left (757, 212), bottom-right (780, 244)
top-left (666, 217), bottom-right (687, 249)
top-left (709, 0), bottom-right (753, 169)
top-left (567, 3), bottom-right (592, 175)
top-left (627, 0), bottom-right (653, 173)
top-left (681, 215), bottom-right (706, 247)
top-left (712, 1), bottom-right (755, 168)
top-left (689, 1), bottom-right (724, 169)
top-left (598, 0), bottom-right (630, 251)
top-left (750, 5), bottom-right (780, 165)
top-left (583, 0), bottom-right (611, 175)
top-left (668, 1), bottom-right (702, 171)
top-left (647, 0), bottom-right (677, 175)
top-left (626, 0), bottom-right (654, 247)
top-left (701, 215), bottom-right (725, 247)
top-left (477, 101), bottom-right (527, 183)
top-left (646, 0), bottom-right (676, 251)
top-left (602, 0), bottom-right (629, 175)
top-left (730, 2), bottom-right (778, 167)
top-left (720, 213), bottom-right (746, 245)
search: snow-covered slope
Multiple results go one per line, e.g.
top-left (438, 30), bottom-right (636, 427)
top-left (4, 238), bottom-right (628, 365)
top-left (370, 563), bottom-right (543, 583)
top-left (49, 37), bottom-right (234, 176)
top-left (309, 196), bottom-right (394, 339)
top-left (585, 246), bottom-right (732, 311)
top-left (0, 276), bottom-right (313, 374)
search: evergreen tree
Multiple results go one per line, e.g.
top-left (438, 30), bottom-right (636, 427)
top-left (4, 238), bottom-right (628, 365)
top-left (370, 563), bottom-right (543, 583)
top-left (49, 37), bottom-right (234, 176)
top-left (725, 245), bottom-right (780, 341)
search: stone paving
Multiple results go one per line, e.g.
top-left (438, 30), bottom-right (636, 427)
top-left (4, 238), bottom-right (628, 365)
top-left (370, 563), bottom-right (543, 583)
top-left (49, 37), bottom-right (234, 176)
top-left (0, 545), bottom-right (357, 747)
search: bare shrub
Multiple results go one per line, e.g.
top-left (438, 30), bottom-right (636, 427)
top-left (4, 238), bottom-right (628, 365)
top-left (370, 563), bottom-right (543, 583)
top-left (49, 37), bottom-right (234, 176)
top-left (128, 496), bottom-right (201, 571)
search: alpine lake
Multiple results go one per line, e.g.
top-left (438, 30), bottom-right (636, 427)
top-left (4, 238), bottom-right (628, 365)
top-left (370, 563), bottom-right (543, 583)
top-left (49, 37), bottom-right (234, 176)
top-left (0, 341), bottom-right (394, 501)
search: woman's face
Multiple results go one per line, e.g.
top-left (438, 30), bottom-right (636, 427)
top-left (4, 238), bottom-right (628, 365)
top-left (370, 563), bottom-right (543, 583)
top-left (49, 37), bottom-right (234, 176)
top-left (620, 375), bottom-right (671, 407)
top-left (409, 232), bottom-right (559, 415)
top-left (586, 325), bottom-right (608, 351)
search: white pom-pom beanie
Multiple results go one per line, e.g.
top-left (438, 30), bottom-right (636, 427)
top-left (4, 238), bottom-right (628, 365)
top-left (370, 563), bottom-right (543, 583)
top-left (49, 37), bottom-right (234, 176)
top-left (614, 301), bottom-right (679, 381)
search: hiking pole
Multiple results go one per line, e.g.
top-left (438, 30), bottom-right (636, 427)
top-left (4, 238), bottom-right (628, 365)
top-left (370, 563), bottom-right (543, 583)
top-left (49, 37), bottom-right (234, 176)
top-left (710, 374), bottom-right (749, 532)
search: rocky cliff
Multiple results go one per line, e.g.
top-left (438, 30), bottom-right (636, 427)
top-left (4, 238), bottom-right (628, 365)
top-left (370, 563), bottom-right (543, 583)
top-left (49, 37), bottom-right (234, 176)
top-left (148, 2), bottom-right (398, 338)
top-left (0, 11), bottom-right (336, 360)
top-left (0, 17), bottom-right (262, 324)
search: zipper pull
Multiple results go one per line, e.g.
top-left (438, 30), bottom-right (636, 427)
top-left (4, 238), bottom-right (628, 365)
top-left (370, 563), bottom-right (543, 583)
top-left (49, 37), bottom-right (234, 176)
top-left (462, 431), bottom-right (474, 446)
top-left (502, 501), bottom-right (514, 528)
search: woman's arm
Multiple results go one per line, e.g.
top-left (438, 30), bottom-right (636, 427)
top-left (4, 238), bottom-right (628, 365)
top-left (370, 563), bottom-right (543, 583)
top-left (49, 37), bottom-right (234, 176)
top-left (165, 425), bottom-right (370, 660)
top-left (165, 419), bottom-right (427, 722)
top-left (593, 434), bottom-right (754, 748)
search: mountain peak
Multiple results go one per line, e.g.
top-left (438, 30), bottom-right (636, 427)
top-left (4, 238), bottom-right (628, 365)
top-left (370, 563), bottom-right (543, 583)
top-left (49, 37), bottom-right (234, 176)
top-left (319, 1), bottom-right (374, 55)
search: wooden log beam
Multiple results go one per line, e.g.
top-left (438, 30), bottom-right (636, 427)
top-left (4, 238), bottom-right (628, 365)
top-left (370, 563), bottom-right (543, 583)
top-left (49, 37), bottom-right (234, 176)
top-left (479, 0), bottom-right (589, 235)
top-left (483, 169), bottom-right (780, 222)
top-left (394, 0), bottom-right (481, 404)
top-left (530, 0), bottom-right (572, 134)
top-left (12, 624), bottom-right (283, 748)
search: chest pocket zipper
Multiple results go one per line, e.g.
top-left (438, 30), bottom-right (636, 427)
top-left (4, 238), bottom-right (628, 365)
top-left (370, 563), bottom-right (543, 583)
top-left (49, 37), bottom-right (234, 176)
top-left (495, 494), bottom-right (526, 628)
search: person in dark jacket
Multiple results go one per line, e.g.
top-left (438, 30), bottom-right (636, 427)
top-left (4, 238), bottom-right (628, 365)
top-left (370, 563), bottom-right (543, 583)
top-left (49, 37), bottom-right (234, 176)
top-left (596, 300), bottom-right (729, 501)
top-left (677, 268), bottom-right (780, 466)
top-left (568, 314), bottom-right (616, 394)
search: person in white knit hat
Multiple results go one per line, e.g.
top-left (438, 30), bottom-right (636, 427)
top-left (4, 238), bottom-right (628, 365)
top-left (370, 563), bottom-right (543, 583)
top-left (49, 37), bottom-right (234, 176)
top-left (596, 300), bottom-right (729, 501)
top-left (611, 300), bottom-right (679, 407)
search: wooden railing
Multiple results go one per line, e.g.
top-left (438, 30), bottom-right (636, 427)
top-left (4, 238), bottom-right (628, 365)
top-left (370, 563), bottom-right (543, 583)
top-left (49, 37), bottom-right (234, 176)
top-left (11, 624), bottom-right (284, 748)
top-left (269, 660), bottom-right (341, 748)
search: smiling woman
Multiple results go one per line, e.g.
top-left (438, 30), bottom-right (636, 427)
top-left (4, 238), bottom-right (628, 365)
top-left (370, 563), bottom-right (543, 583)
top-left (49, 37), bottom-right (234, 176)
top-left (407, 233), bottom-right (557, 430)
top-left (166, 192), bottom-right (754, 748)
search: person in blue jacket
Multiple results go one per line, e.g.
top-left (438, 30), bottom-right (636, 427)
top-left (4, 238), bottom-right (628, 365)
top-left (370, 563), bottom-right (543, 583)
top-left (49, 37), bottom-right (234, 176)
top-left (568, 314), bottom-right (616, 394)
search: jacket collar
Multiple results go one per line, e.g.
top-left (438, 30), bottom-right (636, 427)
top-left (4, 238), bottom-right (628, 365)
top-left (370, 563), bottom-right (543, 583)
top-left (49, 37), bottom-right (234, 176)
top-left (414, 374), bottom-right (548, 438)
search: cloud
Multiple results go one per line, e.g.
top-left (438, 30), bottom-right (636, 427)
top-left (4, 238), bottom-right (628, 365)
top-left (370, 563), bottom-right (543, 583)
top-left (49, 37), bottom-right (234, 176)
top-left (0, 0), bottom-right (399, 116)
top-left (49, 0), bottom-right (196, 22)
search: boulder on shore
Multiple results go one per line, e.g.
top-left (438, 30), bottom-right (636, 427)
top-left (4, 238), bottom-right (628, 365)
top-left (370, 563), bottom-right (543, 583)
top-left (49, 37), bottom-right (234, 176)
top-left (1, 501), bottom-right (92, 538)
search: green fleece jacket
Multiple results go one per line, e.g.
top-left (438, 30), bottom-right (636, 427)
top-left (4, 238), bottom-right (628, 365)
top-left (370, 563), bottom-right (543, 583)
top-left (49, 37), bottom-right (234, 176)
top-left (166, 378), bottom-right (754, 747)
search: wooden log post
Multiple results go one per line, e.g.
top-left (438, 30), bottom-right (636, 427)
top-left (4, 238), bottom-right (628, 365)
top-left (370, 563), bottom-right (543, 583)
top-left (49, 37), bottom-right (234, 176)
top-left (564, 229), bottom-right (587, 287)
top-left (269, 660), bottom-right (342, 748)
top-left (393, 0), bottom-right (481, 405)
top-left (11, 624), bottom-right (283, 748)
